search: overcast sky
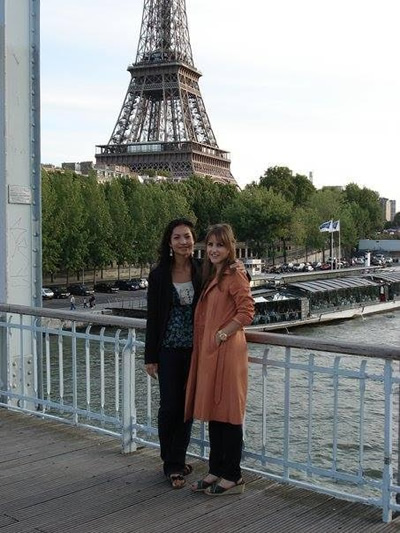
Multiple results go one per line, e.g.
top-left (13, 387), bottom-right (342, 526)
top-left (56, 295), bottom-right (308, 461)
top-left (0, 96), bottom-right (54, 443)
top-left (40, 0), bottom-right (400, 207)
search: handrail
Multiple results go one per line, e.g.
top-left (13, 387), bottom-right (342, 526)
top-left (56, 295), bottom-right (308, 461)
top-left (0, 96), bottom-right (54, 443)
top-left (2, 302), bottom-right (399, 359)
top-left (246, 330), bottom-right (400, 360)
top-left (0, 303), bottom-right (146, 329)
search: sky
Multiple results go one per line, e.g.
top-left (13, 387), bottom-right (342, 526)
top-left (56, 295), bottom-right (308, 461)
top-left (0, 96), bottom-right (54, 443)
top-left (40, 0), bottom-right (400, 206)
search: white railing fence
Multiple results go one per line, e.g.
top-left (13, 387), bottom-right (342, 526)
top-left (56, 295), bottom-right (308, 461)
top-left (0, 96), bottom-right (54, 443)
top-left (1, 304), bottom-right (400, 522)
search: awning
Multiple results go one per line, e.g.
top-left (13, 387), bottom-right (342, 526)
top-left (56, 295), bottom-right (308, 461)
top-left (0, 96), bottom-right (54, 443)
top-left (371, 271), bottom-right (400, 283)
top-left (287, 276), bottom-right (379, 294)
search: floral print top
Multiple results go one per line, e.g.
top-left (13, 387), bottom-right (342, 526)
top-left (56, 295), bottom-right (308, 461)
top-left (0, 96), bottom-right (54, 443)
top-left (163, 281), bottom-right (194, 348)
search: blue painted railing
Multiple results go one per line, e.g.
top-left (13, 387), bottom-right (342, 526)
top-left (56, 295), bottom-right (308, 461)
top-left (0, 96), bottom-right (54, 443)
top-left (1, 303), bottom-right (400, 522)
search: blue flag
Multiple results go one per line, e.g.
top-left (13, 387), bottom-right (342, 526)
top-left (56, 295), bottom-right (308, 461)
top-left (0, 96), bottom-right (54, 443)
top-left (319, 220), bottom-right (333, 232)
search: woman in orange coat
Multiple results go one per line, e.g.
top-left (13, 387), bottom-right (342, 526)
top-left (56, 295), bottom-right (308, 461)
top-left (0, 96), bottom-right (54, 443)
top-left (185, 224), bottom-right (254, 495)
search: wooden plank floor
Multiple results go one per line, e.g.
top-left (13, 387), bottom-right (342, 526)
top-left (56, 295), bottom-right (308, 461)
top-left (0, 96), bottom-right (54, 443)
top-left (1, 409), bottom-right (400, 533)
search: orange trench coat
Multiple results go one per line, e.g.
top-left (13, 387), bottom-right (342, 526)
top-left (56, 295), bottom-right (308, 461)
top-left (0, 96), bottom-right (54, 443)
top-left (184, 269), bottom-right (254, 425)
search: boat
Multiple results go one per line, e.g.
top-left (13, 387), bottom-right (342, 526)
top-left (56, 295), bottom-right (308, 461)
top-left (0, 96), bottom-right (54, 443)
top-left (247, 270), bottom-right (400, 332)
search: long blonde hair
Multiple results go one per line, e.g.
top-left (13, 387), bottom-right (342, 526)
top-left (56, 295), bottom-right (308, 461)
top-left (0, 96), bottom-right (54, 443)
top-left (202, 224), bottom-right (236, 288)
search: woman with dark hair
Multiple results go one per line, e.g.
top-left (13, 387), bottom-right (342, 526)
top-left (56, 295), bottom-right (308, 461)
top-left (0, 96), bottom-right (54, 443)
top-left (185, 223), bottom-right (254, 495)
top-left (145, 218), bottom-right (201, 489)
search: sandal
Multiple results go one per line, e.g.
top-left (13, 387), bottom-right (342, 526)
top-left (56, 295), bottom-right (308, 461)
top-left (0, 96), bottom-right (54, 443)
top-left (204, 479), bottom-right (245, 496)
top-left (168, 473), bottom-right (186, 489)
top-left (191, 475), bottom-right (219, 492)
top-left (182, 464), bottom-right (193, 476)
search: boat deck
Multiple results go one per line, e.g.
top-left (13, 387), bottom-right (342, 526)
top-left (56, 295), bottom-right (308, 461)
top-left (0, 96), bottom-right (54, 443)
top-left (1, 409), bottom-right (399, 533)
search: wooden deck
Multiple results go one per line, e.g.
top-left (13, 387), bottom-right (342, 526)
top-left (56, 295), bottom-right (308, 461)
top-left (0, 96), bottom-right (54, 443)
top-left (1, 409), bottom-right (399, 533)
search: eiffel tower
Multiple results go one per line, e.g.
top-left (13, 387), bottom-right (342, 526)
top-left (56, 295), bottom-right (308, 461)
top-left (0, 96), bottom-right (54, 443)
top-left (95, 0), bottom-right (236, 185)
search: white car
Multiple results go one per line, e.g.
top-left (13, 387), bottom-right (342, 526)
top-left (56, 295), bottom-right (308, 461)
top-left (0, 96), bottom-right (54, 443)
top-left (41, 287), bottom-right (54, 299)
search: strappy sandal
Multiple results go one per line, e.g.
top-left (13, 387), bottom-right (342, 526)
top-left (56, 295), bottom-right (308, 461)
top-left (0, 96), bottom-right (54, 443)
top-left (168, 473), bottom-right (186, 489)
top-left (204, 479), bottom-right (245, 496)
top-left (182, 464), bottom-right (193, 476)
top-left (190, 476), bottom-right (219, 492)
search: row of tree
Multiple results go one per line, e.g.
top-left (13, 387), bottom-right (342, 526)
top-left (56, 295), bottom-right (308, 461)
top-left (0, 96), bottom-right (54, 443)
top-left (41, 166), bottom-right (386, 278)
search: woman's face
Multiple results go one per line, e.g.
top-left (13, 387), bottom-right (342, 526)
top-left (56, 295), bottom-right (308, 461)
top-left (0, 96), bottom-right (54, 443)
top-left (170, 225), bottom-right (195, 258)
top-left (206, 234), bottom-right (229, 268)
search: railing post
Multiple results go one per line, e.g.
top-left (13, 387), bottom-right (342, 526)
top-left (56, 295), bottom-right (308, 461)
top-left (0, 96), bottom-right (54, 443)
top-left (382, 360), bottom-right (394, 523)
top-left (121, 328), bottom-right (137, 454)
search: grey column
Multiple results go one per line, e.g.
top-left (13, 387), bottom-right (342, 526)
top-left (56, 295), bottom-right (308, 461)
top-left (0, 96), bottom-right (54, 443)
top-left (0, 0), bottom-right (41, 401)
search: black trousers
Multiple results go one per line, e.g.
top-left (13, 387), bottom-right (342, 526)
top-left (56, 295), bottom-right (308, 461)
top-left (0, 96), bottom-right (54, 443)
top-left (157, 347), bottom-right (192, 477)
top-left (208, 420), bottom-right (243, 482)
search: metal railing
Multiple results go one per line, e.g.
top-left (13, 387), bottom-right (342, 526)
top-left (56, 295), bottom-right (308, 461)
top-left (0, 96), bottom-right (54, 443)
top-left (1, 303), bottom-right (400, 522)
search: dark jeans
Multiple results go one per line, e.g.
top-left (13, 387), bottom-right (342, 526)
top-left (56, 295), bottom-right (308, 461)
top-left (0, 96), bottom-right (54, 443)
top-left (208, 420), bottom-right (243, 482)
top-left (158, 347), bottom-right (192, 477)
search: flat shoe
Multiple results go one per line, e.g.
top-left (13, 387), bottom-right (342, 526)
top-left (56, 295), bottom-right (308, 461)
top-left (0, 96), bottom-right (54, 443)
top-left (191, 478), bottom-right (218, 492)
top-left (168, 473), bottom-right (186, 489)
top-left (204, 479), bottom-right (245, 496)
top-left (182, 464), bottom-right (193, 476)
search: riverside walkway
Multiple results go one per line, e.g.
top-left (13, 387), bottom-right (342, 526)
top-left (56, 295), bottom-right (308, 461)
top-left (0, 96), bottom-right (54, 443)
top-left (1, 409), bottom-right (398, 533)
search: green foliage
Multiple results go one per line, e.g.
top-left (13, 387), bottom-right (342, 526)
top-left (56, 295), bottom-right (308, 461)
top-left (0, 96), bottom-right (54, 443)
top-left (40, 166), bottom-right (386, 274)
top-left (223, 186), bottom-right (293, 256)
top-left (259, 166), bottom-right (316, 207)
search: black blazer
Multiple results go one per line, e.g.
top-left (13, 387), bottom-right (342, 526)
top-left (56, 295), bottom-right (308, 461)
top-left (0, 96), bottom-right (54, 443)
top-left (144, 258), bottom-right (202, 364)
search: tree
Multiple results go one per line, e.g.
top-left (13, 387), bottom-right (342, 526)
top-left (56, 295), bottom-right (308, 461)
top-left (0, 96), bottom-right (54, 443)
top-left (104, 179), bottom-right (133, 278)
top-left (41, 169), bottom-right (63, 279)
top-left (223, 186), bottom-right (293, 258)
top-left (81, 176), bottom-right (113, 282)
top-left (50, 170), bottom-right (88, 284)
top-left (180, 176), bottom-right (239, 239)
top-left (259, 166), bottom-right (316, 207)
top-left (393, 212), bottom-right (400, 227)
top-left (342, 183), bottom-right (383, 237)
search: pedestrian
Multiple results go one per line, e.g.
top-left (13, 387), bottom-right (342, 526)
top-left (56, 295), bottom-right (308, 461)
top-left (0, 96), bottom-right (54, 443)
top-left (185, 223), bottom-right (254, 495)
top-left (144, 218), bottom-right (201, 489)
top-left (70, 295), bottom-right (76, 311)
top-left (89, 295), bottom-right (95, 308)
top-left (83, 297), bottom-right (88, 308)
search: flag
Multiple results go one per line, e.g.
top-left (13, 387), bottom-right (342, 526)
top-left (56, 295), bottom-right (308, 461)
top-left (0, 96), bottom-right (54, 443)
top-left (319, 220), bottom-right (333, 232)
top-left (332, 220), bottom-right (340, 232)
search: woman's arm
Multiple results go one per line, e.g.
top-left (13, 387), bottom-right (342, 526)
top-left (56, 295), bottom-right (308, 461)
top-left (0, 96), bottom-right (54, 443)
top-left (144, 269), bottom-right (160, 365)
top-left (216, 271), bottom-right (254, 345)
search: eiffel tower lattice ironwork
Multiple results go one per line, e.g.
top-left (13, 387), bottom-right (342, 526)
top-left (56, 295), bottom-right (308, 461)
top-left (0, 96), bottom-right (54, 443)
top-left (95, 0), bottom-right (236, 184)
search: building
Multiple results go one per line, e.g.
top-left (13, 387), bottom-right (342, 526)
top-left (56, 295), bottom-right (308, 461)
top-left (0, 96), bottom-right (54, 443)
top-left (379, 197), bottom-right (396, 222)
top-left (358, 239), bottom-right (400, 261)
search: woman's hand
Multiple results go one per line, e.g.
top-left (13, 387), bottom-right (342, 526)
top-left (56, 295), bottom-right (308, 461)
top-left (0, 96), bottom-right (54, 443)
top-left (145, 363), bottom-right (158, 379)
top-left (215, 330), bottom-right (228, 346)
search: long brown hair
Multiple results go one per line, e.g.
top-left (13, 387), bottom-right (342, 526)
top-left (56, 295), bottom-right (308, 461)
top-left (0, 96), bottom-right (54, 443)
top-left (202, 224), bottom-right (236, 288)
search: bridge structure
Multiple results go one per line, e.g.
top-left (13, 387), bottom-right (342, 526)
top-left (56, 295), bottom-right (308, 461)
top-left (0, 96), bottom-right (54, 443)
top-left (0, 0), bottom-right (41, 400)
top-left (2, 2), bottom-right (400, 527)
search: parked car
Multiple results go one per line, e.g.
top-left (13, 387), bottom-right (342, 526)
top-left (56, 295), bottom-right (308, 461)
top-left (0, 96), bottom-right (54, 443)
top-left (320, 262), bottom-right (332, 270)
top-left (51, 286), bottom-right (70, 299)
top-left (113, 279), bottom-right (140, 291)
top-left (41, 287), bottom-right (54, 299)
top-left (311, 261), bottom-right (321, 270)
top-left (94, 282), bottom-right (119, 293)
top-left (67, 283), bottom-right (94, 296)
top-left (130, 278), bottom-right (147, 289)
top-left (292, 263), bottom-right (305, 272)
top-left (354, 257), bottom-right (365, 265)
